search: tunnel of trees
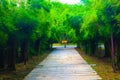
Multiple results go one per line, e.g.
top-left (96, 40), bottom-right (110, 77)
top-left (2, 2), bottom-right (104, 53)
top-left (0, 0), bottom-right (120, 72)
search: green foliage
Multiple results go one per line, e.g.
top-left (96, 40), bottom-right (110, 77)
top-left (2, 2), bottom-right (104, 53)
top-left (14, 9), bottom-right (38, 40)
top-left (0, 0), bottom-right (120, 71)
top-left (0, 31), bottom-right (8, 46)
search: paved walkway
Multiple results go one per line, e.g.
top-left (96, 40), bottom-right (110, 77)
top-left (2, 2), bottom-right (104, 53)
top-left (24, 46), bottom-right (101, 80)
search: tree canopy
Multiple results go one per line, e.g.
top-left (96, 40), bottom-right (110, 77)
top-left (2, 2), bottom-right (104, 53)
top-left (0, 0), bottom-right (120, 72)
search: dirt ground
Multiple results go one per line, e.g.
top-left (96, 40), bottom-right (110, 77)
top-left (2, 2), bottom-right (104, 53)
top-left (76, 48), bottom-right (120, 80)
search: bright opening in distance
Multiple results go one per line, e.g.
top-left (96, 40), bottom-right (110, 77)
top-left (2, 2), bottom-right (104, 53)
top-left (59, 0), bottom-right (80, 4)
top-left (54, 0), bottom-right (81, 5)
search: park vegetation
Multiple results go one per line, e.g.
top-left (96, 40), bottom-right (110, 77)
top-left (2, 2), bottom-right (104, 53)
top-left (0, 0), bottom-right (120, 73)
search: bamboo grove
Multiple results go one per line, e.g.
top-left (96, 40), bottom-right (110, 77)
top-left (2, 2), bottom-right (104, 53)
top-left (0, 0), bottom-right (120, 72)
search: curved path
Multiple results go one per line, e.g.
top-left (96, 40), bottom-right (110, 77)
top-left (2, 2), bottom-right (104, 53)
top-left (24, 46), bottom-right (101, 80)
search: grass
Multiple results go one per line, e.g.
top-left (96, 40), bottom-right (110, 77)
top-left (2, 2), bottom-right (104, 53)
top-left (0, 51), bottom-right (50, 80)
top-left (76, 48), bottom-right (120, 80)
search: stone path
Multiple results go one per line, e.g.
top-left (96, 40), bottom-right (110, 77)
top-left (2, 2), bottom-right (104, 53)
top-left (24, 46), bottom-right (102, 80)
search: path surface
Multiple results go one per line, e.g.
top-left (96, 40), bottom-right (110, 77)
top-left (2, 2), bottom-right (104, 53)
top-left (24, 46), bottom-right (101, 80)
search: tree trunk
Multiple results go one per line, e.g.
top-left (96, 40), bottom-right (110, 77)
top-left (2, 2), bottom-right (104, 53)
top-left (35, 38), bottom-right (41, 54)
top-left (104, 40), bottom-right (111, 57)
top-left (7, 36), bottom-right (16, 71)
top-left (0, 47), bottom-right (4, 68)
top-left (83, 41), bottom-right (88, 54)
top-left (110, 32), bottom-right (116, 72)
top-left (77, 41), bottom-right (80, 48)
top-left (20, 40), bottom-right (29, 65)
top-left (114, 38), bottom-right (120, 70)
top-left (90, 40), bottom-right (96, 55)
